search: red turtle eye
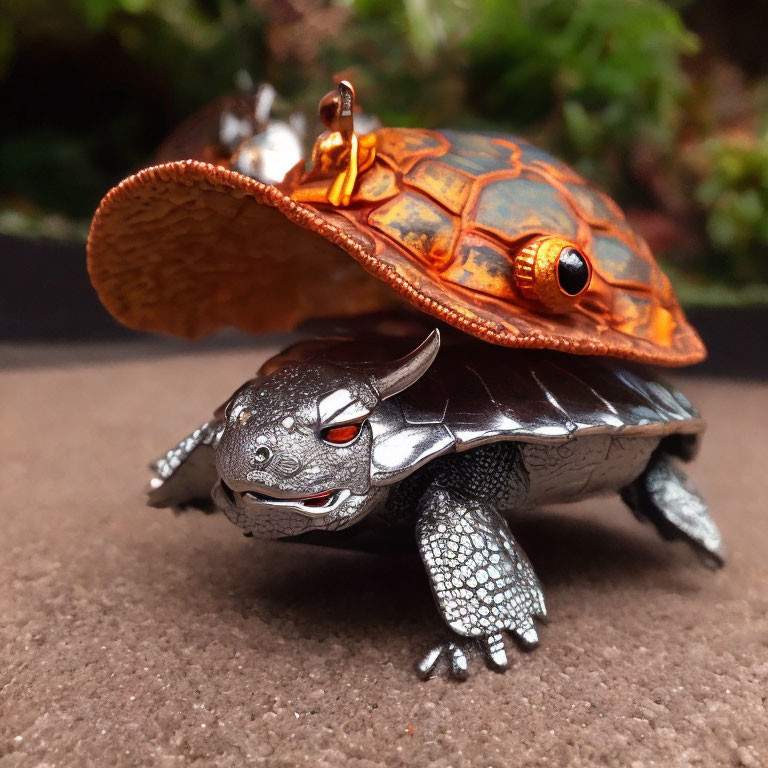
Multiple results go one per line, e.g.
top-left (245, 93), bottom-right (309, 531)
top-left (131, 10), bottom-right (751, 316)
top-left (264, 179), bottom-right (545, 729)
top-left (321, 422), bottom-right (363, 445)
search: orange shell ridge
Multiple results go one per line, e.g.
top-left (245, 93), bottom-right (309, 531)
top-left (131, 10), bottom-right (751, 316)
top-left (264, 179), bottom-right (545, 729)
top-left (87, 129), bottom-right (706, 367)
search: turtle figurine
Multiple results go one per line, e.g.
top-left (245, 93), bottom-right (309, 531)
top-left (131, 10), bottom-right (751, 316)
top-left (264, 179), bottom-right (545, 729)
top-left (87, 81), bottom-right (720, 680)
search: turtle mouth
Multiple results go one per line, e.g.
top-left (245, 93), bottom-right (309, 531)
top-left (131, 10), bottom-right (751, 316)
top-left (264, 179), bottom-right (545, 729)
top-left (243, 488), bottom-right (339, 508)
top-left (219, 481), bottom-right (346, 517)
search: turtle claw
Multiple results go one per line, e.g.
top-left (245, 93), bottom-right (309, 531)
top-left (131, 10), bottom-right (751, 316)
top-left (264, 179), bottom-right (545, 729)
top-left (482, 633), bottom-right (509, 671)
top-left (417, 626), bottom-right (542, 680)
top-left (416, 645), bottom-right (443, 679)
top-left (417, 640), bottom-right (476, 681)
top-left (511, 618), bottom-right (540, 649)
top-left (449, 642), bottom-right (469, 680)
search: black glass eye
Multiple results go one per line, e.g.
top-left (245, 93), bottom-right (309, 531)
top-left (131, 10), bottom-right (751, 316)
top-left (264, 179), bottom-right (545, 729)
top-left (557, 247), bottom-right (590, 296)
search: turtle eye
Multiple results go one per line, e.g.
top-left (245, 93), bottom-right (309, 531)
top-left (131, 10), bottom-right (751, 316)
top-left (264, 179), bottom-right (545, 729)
top-left (514, 236), bottom-right (592, 312)
top-left (557, 247), bottom-right (590, 296)
top-left (321, 421), bottom-right (365, 445)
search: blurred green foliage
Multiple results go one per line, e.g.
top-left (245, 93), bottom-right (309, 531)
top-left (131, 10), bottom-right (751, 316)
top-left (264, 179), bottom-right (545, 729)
top-left (464, 0), bottom-right (697, 150)
top-left (332, 0), bottom-right (697, 165)
top-left (1, 0), bottom-right (767, 300)
top-left (1, 0), bottom-right (269, 216)
top-left (697, 131), bottom-right (768, 283)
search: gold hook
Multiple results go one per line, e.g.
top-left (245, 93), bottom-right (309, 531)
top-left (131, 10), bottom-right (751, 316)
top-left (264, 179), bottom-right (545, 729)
top-left (291, 80), bottom-right (376, 207)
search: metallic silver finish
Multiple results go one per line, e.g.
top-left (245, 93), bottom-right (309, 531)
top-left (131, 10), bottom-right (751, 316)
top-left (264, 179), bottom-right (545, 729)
top-left (264, 333), bottom-right (703, 487)
top-left (232, 122), bottom-right (304, 185)
top-left (213, 481), bottom-right (389, 538)
top-left (220, 81), bottom-right (276, 153)
top-left (361, 341), bottom-right (703, 486)
top-left (449, 643), bottom-right (469, 681)
top-left (146, 328), bottom-right (719, 679)
top-left (223, 80), bottom-right (305, 185)
top-left (317, 388), bottom-right (371, 428)
top-left (363, 329), bottom-right (441, 400)
top-left (213, 361), bottom-right (381, 537)
top-left (622, 454), bottom-right (724, 567)
top-left (147, 420), bottom-right (224, 509)
top-left (520, 435), bottom-right (661, 506)
top-left (416, 485), bottom-right (546, 679)
top-left (369, 403), bottom-right (454, 483)
top-left (416, 645), bottom-right (443, 679)
top-left (253, 82), bottom-right (276, 127)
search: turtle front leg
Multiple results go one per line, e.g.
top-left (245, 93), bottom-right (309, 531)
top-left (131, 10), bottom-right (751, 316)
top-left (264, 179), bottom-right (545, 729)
top-left (147, 420), bottom-right (224, 511)
top-left (415, 484), bottom-right (546, 680)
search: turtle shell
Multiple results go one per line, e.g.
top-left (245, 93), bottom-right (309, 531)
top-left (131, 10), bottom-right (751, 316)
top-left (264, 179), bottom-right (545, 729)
top-left (87, 127), bottom-right (705, 366)
top-left (261, 333), bottom-right (704, 486)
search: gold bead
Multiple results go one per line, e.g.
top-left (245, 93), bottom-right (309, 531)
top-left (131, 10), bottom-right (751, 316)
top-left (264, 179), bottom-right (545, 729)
top-left (514, 236), bottom-right (590, 313)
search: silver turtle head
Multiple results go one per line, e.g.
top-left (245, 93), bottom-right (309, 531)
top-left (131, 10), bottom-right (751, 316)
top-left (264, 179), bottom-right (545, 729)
top-left (213, 331), bottom-right (440, 538)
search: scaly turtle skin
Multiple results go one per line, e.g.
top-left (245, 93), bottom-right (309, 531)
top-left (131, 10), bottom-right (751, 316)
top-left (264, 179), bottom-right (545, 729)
top-left (147, 324), bottom-right (721, 680)
top-left (87, 83), bottom-right (704, 366)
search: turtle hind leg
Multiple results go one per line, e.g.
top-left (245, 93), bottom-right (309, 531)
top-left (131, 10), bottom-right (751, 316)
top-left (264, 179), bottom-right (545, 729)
top-left (621, 452), bottom-right (724, 568)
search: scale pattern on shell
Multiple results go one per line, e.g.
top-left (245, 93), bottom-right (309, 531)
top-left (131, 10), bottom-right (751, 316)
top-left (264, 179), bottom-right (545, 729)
top-left (289, 125), bottom-right (702, 364)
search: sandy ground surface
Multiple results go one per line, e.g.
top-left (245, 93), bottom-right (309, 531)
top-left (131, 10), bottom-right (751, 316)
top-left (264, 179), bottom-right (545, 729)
top-left (1, 342), bottom-right (766, 768)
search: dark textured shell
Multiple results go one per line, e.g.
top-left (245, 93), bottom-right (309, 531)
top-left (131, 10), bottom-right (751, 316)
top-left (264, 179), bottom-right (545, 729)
top-left (262, 334), bottom-right (704, 485)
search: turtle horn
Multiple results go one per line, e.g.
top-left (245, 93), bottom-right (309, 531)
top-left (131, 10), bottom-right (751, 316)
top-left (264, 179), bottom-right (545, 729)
top-left (368, 329), bottom-right (441, 400)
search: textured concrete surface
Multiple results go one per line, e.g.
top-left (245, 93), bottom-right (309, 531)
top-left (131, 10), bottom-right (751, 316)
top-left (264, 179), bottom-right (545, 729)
top-left (1, 343), bottom-right (767, 767)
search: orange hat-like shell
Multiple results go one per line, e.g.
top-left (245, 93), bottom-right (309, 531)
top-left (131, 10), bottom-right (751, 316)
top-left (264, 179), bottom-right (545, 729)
top-left (87, 124), bottom-right (706, 366)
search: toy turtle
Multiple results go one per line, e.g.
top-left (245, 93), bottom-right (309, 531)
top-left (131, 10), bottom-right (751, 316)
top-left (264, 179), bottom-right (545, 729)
top-left (87, 82), bottom-right (719, 679)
